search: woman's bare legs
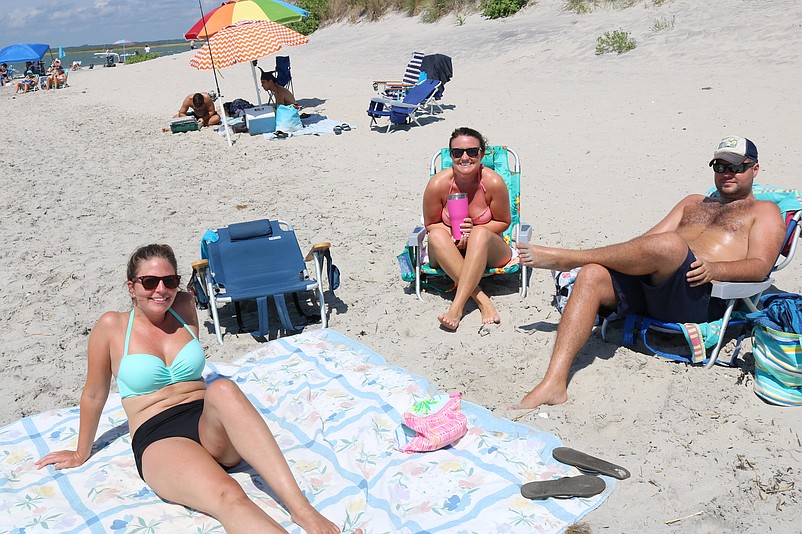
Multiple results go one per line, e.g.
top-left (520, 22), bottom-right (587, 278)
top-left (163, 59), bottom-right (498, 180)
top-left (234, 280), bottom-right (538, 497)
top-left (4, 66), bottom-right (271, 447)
top-left (142, 379), bottom-right (347, 534)
top-left (428, 226), bottom-right (512, 330)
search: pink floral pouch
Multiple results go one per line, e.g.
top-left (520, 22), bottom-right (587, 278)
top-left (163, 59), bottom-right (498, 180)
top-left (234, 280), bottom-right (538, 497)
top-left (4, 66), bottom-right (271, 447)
top-left (395, 393), bottom-right (467, 453)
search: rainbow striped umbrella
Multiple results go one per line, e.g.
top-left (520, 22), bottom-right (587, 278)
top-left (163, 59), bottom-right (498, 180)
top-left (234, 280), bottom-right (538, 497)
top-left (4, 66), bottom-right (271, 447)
top-left (185, 0), bottom-right (308, 40)
top-left (190, 20), bottom-right (308, 109)
top-left (189, 19), bottom-right (307, 70)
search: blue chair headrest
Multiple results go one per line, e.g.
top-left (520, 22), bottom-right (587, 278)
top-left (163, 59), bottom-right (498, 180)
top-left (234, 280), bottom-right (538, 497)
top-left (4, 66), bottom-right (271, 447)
top-left (228, 219), bottom-right (273, 241)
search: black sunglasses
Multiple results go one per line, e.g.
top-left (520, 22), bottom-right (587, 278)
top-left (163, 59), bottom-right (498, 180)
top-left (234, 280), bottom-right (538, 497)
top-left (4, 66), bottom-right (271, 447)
top-left (133, 275), bottom-right (181, 290)
top-left (710, 160), bottom-right (756, 174)
top-left (450, 147), bottom-right (482, 159)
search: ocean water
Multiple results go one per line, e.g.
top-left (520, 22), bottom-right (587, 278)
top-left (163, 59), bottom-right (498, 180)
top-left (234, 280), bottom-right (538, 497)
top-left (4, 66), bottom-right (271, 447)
top-left (3, 43), bottom-right (195, 77)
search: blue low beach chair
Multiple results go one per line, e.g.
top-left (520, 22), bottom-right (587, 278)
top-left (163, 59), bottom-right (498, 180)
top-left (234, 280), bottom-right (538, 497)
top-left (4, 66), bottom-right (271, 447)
top-left (191, 219), bottom-right (338, 344)
top-left (601, 185), bottom-right (801, 367)
top-left (367, 79), bottom-right (441, 132)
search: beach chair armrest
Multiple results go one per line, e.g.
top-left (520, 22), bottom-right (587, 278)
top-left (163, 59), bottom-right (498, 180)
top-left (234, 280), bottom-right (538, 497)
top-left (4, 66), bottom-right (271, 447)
top-left (516, 223), bottom-right (532, 244)
top-left (710, 278), bottom-right (774, 300)
top-left (408, 226), bottom-right (426, 248)
top-left (304, 242), bottom-right (331, 262)
top-left (371, 96), bottom-right (395, 105)
top-left (389, 102), bottom-right (418, 110)
top-left (191, 259), bottom-right (209, 272)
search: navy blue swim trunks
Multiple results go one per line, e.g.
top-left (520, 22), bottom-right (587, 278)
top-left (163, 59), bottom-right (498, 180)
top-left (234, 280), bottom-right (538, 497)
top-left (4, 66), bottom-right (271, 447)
top-left (605, 248), bottom-right (726, 323)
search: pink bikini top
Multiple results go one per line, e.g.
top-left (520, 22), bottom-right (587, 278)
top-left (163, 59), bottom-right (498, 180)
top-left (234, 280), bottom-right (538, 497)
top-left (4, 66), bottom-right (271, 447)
top-left (441, 165), bottom-right (493, 226)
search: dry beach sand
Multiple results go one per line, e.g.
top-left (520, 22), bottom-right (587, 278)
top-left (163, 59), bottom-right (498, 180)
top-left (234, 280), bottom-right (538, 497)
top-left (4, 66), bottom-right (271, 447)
top-left (1, 0), bottom-right (801, 531)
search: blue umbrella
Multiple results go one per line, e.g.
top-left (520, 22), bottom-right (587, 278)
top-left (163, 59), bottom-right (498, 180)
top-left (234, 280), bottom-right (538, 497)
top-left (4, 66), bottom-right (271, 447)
top-left (0, 43), bottom-right (50, 63)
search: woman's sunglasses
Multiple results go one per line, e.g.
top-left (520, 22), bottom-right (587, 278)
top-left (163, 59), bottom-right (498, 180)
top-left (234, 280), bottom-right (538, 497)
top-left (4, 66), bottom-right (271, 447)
top-left (449, 147), bottom-right (482, 159)
top-left (710, 160), bottom-right (756, 174)
top-left (133, 275), bottom-right (181, 290)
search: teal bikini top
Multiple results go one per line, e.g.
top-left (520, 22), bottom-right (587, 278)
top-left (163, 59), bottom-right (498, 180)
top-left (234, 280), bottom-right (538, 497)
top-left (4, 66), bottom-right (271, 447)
top-left (117, 308), bottom-right (206, 399)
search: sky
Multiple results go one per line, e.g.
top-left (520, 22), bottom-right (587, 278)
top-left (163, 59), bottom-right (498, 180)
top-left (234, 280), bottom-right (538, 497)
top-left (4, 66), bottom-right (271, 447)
top-left (2, 0), bottom-right (223, 48)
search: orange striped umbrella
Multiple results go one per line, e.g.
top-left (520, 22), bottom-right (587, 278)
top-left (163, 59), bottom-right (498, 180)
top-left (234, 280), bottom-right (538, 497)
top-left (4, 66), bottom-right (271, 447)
top-left (189, 20), bottom-right (308, 70)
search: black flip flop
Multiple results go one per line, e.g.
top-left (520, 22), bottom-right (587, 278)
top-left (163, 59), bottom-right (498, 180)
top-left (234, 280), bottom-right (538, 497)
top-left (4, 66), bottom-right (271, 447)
top-left (553, 447), bottom-right (630, 480)
top-left (333, 126), bottom-right (342, 135)
top-left (521, 475), bottom-right (606, 500)
top-left (274, 130), bottom-right (288, 139)
top-left (340, 123), bottom-right (352, 131)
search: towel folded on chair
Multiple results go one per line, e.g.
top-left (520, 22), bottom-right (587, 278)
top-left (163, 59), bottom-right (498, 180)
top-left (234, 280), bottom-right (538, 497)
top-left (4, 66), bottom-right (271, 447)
top-left (679, 312), bottom-right (746, 364)
top-left (228, 219), bottom-right (273, 241)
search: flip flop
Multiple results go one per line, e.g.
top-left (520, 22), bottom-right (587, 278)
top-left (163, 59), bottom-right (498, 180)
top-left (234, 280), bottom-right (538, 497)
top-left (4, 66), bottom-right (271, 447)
top-left (300, 112), bottom-right (311, 119)
top-left (333, 126), bottom-right (342, 135)
top-left (552, 447), bottom-right (630, 480)
top-left (521, 475), bottom-right (606, 500)
top-left (340, 123), bottom-right (352, 131)
top-left (274, 130), bottom-right (288, 139)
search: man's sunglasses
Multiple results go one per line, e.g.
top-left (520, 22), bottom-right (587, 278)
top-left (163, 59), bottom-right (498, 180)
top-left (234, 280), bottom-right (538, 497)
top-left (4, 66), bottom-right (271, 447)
top-left (710, 160), bottom-right (756, 174)
top-left (450, 147), bottom-right (482, 159)
top-left (133, 275), bottom-right (181, 290)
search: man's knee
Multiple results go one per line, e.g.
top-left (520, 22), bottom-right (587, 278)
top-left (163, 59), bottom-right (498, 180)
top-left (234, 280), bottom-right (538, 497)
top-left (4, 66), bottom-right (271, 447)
top-left (572, 264), bottom-right (616, 308)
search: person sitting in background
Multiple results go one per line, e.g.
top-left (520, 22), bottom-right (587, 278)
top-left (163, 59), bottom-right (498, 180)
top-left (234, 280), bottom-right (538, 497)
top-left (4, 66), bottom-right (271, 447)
top-left (423, 127), bottom-right (513, 330)
top-left (71, 61), bottom-right (81, 71)
top-left (0, 63), bottom-right (9, 86)
top-left (14, 71), bottom-right (37, 93)
top-left (36, 244), bottom-right (353, 534)
top-left (260, 70), bottom-right (296, 107)
top-left (174, 92), bottom-right (221, 127)
top-left (144, 44), bottom-right (151, 54)
top-left (46, 67), bottom-right (67, 90)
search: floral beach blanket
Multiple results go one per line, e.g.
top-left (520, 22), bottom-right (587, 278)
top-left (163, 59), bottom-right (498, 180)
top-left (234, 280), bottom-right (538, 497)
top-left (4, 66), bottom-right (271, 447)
top-left (0, 329), bottom-right (613, 533)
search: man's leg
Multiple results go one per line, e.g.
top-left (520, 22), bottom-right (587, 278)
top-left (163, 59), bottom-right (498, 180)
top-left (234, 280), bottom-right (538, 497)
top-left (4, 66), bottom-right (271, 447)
top-left (518, 232), bottom-right (690, 284)
top-left (517, 264), bottom-right (617, 409)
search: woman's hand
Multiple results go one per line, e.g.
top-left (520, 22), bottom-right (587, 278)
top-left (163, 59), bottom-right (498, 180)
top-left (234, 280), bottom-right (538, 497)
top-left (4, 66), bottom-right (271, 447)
top-left (456, 218), bottom-right (473, 250)
top-left (35, 450), bottom-right (87, 471)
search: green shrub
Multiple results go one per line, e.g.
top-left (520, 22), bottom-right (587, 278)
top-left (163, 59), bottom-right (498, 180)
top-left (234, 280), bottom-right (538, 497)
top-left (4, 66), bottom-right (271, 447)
top-left (595, 29), bottom-right (636, 54)
top-left (124, 52), bottom-right (159, 65)
top-left (481, 0), bottom-right (527, 19)
top-left (650, 15), bottom-right (675, 31)
top-left (420, 0), bottom-right (450, 22)
top-left (287, 0), bottom-right (328, 34)
top-left (564, 0), bottom-right (596, 13)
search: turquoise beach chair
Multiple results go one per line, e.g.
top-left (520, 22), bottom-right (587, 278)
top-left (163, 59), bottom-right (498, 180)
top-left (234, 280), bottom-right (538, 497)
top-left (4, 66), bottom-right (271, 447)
top-left (400, 146), bottom-right (532, 300)
top-left (601, 185), bottom-right (802, 367)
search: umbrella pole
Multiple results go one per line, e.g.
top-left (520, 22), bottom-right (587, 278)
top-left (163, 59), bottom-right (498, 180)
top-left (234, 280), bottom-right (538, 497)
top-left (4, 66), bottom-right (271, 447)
top-left (219, 94), bottom-right (233, 147)
top-left (251, 62), bottom-right (262, 106)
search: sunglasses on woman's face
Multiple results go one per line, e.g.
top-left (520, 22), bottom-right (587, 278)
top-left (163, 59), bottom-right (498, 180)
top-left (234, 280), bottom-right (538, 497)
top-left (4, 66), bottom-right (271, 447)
top-left (133, 275), bottom-right (181, 290)
top-left (450, 147), bottom-right (482, 159)
top-left (710, 160), bottom-right (756, 174)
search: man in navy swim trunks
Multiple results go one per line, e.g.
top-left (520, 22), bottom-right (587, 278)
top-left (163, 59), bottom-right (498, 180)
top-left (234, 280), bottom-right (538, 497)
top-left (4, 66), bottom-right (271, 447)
top-left (515, 136), bottom-right (787, 409)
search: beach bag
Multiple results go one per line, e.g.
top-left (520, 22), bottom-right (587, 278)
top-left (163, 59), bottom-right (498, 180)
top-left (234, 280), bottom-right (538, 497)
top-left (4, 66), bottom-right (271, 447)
top-left (275, 104), bottom-right (302, 133)
top-left (750, 293), bottom-right (802, 406)
top-left (552, 267), bottom-right (600, 325)
top-left (395, 393), bottom-right (467, 453)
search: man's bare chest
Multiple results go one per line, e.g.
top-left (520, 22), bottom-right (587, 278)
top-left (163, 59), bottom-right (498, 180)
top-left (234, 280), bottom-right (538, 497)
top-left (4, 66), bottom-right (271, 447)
top-left (680, 200), bottom-right (754, 233)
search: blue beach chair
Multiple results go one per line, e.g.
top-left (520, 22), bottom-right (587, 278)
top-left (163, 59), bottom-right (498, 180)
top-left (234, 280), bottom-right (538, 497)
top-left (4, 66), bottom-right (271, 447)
top-left (191, 219), bottom-right (338, 344)
top-left (367, 79), bottom-right (441, 133)
top-left (401, 146), bottom-right (532, 300)
top-left (601, 185), bottom-right (802, 367)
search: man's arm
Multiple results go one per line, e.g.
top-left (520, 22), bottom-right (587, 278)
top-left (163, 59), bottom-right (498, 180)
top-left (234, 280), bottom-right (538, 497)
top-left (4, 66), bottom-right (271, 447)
top-left (176, 95), bottom-right (192, 116)
top-left (687, 201), bottom-right (786, 285)
top-left (643, 194), bottom-right (702, 236)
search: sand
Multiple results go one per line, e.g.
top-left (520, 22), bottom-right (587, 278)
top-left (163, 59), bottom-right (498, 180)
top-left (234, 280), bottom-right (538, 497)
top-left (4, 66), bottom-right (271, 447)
top-left (1, 0), bottom-right (801, 531)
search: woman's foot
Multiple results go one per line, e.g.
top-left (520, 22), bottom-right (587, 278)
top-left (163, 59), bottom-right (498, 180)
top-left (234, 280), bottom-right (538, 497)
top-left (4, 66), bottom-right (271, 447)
top-left (438, 308), bottom-right (462, 331)
top-left (291, 505), bottom-right (354, 534)
top-left (474, 294), bottom-right (500, 325)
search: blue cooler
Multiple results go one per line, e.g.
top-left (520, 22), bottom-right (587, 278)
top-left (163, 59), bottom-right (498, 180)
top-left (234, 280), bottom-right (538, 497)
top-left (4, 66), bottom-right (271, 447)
top-left (244, 105), bottom-right (276, 135)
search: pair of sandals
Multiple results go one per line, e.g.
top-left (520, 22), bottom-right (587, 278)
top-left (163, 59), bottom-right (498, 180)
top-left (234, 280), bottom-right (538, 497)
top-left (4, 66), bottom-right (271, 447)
top-left (521, 447), bottom-right (630, 500)
top-left (333, 123), bottom-right (351, 135)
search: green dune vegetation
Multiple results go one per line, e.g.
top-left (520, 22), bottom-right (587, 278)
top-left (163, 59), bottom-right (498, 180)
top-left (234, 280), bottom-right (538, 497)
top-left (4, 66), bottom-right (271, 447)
top-left (288, 0), bottom-right (671, 34)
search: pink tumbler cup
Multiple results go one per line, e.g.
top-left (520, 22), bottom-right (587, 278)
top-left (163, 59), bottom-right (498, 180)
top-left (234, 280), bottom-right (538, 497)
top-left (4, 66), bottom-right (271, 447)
top-left (447, 193), bottom-right (469, 240)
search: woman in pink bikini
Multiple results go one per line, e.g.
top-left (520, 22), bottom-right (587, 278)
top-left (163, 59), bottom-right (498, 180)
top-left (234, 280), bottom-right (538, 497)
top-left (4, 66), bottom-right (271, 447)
top-left (423, 127), bottom-right (512, 330)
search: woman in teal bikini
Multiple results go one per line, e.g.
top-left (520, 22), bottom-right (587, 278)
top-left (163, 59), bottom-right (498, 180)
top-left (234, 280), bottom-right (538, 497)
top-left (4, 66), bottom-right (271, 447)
top-left (423, 127), bottom-right (513, 331)
top-left (36, 244), bottom-right (350, 534)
